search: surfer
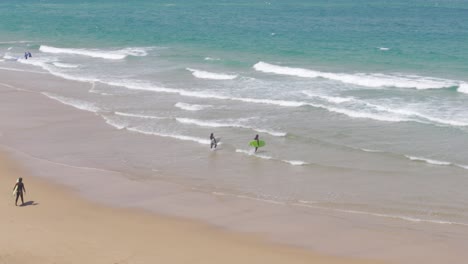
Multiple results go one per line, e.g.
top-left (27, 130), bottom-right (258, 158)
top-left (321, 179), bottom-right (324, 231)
top-left (13, 177), bottom-right (26, 206)
top-left (28, 51), bottom-right (32, 58)
top-left (254, 134), bottom-right (260, 152)
top-left (210, 133), bottom-right (217, 149)
top-left (24, 52), bottom-right (28, 60)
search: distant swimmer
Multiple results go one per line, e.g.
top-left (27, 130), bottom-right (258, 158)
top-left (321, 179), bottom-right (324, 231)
top-left (13, 177), bottom-right (26, 206)
top-left (28, 51), bottom-right (32, 58)
top-left (210, 133), bottom-right (217, 149)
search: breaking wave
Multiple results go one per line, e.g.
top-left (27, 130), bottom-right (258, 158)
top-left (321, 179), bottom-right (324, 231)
top-left (186, 68), bottom-right (237, 80)
top-left (254, 61), bottom-right (463, 90)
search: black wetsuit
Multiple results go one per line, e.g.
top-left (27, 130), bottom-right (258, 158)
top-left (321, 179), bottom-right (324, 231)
top-left (14, 182), bottom-right (25, 205)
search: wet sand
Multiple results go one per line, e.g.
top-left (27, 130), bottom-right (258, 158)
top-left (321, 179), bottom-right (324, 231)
top-left (0, 153), bottom-right (385, 264)
top-left (0, 68), bottom-right (467, 263)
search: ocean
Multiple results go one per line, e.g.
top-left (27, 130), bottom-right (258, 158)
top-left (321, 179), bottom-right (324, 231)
top-left (1, 0), bottom-right (468, 226)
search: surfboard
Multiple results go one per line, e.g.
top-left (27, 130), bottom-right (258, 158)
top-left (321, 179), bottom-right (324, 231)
top-left (12, 185), bottom-right (17, 196)
top-left (249, 140), bottom-right (265, 148)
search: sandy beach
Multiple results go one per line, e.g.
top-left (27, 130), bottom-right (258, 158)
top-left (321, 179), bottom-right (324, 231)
top-left (0, 153), bottom-right (383, 264)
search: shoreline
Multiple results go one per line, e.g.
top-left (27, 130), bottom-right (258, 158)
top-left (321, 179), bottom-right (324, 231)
top-left (1, 67), bottom-right (468, 263)
top-left (0, 152), bottom-right (381, 264)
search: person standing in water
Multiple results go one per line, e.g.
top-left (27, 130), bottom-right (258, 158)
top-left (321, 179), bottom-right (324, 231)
top-left (28, 51), bottom-right (32, 58)
top-left (254, 134), bottom-right (260, 152)
top-left (210, 133), bottom-right (217, 149)
top-left (13, 177), bottom-right (26, 206)
top-left (24, 52), bottom-right (28, 60)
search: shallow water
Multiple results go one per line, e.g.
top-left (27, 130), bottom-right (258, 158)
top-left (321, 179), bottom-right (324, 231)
top-left (1, 0), bottom-right (468, 226)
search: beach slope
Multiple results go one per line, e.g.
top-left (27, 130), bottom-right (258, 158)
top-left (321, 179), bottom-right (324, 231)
top-left (0, 153), bottom-right (381, 264)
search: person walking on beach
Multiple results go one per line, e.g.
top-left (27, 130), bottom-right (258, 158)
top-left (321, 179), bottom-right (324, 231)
top-left (210, 133), bottom-right (217, 149)
top-left (13, 177), bottom-right (26, 206)
top-left (254, 134), bottom-right (260, 153)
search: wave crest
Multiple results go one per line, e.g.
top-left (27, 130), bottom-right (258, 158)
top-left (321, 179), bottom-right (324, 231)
top-left (41, 93), bottom-right (101, 113)
top-left (39, 45), bottom-right (151, 60)
top-left (254, 61), bottom-right (459, 90)
top-left (186, 68), bottom-right (237, 80)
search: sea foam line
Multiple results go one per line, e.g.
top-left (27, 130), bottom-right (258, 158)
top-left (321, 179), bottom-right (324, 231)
top-left (175, 102), bottom-right (212, 111)
top-left (212, 190), bottom-right (468, 226)
top-left (114, 111), bottom-right (167, 120)
top-left (254, 61), bottom-right (462, 90)
top-left (126, 127), bottom-right (210, 145)
top-left (52, 62), bottom-right (80, 68)
top-left (39, 45), bottom-right (151, 60)
top-left (235, 149), bottom-right (308, 166)
top-left (186, 68), bottom-right (238, 80)
top-left (293, 201), bottom-right (468, 226)
top-left (405, 155), bottom-right (451, 166)
top-left (41, 92), bottom-right (101, 113)
top-left (176, 118), bottom-right (286, 137)
top-left (104, 80), bottom-right (417, 124)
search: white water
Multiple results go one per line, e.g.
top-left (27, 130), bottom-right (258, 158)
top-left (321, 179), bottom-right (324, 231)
top-left (186, 68), bottom-right (238, 80)
top-left (175, 102), bottom-right (212, 111)
top-left (254, 61), bottom-right (460, 90)
top-left (39, 45), bottom-right (151, 60)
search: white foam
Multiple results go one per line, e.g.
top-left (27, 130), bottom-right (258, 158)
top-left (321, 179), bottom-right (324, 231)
top-left (176, 118), bottom-right (286, 137)
top-left (52, 62), bottom-right (80, 68)
top-left (360, 148), bottom-right (383, 153)
top-left (106, 79), bottom-right (306, 107)
top-left (39, 45), bottom-right (151, 60)
top-left (405, 155), bottom-right (452, 166)
top-left (114, 111), bottom-right (166, 119)
top-left (186, 68), bottom-right (238, 80)
top-left (3, 54), bottom-right (19, 61)
top-left (455, 164), bottom-right (468, 170)
top-left (254, 61), bottom-right (458, 89)
top-left (41, 92), bottom-right (101, 113)
top-left (106, 79), bottom-right (464, 126)
top-left (325, 106), bottom-right (412, 122)
top-left (457, 82), bottom-right (468, 94)
top-left (378, 47), bottom-right (390, 51)
top-left (176, 118), bottom-right (239, 128)
top-left (236, 149), bottom-right (273, 160)
top-left (102, 116), bottom-right (127, 130)
top-left (174, 102), bottom-right (212, 111)
top-left (204, 57), bottom-right (221, 61)
top-left (16, 55), bottom-right (98, 83)
top-left (376, 107), bottom-right (468, 127)
top-left (252, 128), bottom-right (287, 137)
top-left (126, 127), bottom-right (210, 145)
top-left (281, 160), bottom-right (308, 166)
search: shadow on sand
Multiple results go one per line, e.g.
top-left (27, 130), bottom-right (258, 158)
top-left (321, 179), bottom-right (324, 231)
top-left (19, 201), bottom-right (39, 207)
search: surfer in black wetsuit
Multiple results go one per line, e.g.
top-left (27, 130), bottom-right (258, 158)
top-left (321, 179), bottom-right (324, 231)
top-left (210, 133), bottom-right (217, 149)
top-left (28, 52), bottom-right (32, 58)
top-left (254, 134), bottom-right (260, 152)
top-left (13, 177), bottom-right (26, 206)
top-left (24, 52), bottom-right (28, 60)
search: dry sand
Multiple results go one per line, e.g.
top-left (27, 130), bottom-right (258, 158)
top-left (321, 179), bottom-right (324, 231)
top-left (0, 153), bottom-right (383, 264)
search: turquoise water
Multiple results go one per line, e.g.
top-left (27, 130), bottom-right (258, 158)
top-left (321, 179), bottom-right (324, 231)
top-left (1, 0), bottom-right (468, 76)
top-left (2, 0), bottom-right (468, 225)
